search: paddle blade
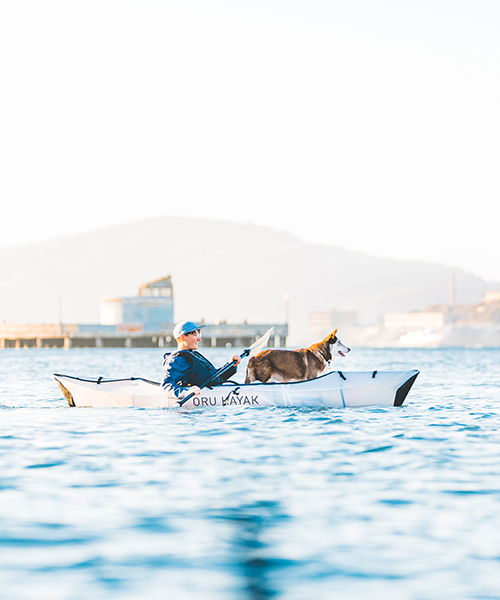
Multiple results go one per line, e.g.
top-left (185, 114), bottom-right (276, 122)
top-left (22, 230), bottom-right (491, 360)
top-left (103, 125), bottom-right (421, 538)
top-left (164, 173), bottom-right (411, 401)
top-left (247, 328), bottom-right (274, 357)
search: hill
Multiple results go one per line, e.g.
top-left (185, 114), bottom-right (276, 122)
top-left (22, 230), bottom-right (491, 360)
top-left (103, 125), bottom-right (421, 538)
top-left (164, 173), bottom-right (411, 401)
top-left (0, 216), bottom-right (496, 343)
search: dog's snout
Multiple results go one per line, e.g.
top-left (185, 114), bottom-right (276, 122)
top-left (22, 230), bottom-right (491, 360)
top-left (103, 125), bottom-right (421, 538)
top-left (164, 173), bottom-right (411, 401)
top-left (336, 341), bottom-right (351, 358)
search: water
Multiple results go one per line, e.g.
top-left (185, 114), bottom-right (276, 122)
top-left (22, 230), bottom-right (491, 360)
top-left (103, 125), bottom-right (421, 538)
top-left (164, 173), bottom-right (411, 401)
top-left (1, 347), bottom-right (499, 599)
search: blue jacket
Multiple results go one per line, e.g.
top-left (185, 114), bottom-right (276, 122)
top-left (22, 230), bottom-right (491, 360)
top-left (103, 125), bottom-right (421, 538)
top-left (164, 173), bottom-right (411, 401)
top-left (162, 350), bottom-right (237, 400)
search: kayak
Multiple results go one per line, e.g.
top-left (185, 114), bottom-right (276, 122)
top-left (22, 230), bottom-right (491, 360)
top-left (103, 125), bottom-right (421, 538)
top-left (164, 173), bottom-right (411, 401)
top-left (53, 369), bottom-right (419, 409)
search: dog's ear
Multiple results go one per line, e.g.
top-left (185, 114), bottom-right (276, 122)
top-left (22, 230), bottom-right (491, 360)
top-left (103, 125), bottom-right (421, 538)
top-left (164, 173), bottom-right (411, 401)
top-left (330, 328), bottom-right (338, 341)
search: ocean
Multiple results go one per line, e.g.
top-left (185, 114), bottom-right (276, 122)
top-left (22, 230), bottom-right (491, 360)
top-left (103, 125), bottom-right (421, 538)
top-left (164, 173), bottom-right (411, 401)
top-left (1, 347), bottom-right (499, 599)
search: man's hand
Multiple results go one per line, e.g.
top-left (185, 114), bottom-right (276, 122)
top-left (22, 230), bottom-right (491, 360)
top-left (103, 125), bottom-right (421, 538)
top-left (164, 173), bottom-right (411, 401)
top-left (188, 386), bottom-right (201, 396)
top-left (231, 355), bottom-right (241, 365)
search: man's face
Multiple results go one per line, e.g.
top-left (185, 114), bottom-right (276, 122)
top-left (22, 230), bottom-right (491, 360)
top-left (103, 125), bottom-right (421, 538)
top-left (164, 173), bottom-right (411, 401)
top-left (181, 329), bottom-right (202, 350)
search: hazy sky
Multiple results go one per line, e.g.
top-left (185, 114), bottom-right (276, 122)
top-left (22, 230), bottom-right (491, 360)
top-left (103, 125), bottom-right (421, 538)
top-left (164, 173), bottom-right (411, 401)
top-left (1, 1), bottom-right (499, 281)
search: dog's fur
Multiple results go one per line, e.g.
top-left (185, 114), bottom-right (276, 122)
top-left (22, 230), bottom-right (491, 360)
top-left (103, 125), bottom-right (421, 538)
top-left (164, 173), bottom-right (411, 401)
top-left (245, 329), bottom-right (351, 384)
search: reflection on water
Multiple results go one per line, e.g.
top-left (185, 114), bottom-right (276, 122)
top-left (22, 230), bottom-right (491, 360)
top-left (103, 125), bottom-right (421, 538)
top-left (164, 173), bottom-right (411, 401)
top-left (223, 501), bottom-right (282, 600)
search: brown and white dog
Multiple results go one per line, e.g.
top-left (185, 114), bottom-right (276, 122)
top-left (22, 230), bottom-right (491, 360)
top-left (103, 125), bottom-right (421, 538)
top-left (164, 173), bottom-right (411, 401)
top-left (245, 329), bottom-right (351, 384)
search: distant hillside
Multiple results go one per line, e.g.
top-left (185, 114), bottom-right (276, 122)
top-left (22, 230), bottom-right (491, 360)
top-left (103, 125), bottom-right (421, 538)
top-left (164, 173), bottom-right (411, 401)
top-left (0, 216), bottom-right (497, 344)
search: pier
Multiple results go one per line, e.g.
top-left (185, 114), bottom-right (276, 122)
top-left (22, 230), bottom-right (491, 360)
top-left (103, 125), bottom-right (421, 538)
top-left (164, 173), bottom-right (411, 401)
top-left (1, 276), bottom-right (287, 350)
top-left (0, 322), bottom-right (288, 350)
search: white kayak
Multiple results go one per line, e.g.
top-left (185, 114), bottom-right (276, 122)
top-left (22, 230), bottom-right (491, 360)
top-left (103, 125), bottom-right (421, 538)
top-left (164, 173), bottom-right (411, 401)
top-left (54, 369), bottom-right (419, 409)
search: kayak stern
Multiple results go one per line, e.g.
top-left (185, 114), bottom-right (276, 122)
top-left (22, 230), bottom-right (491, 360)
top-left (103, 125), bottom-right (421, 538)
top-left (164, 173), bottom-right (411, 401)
top-left (56, 377), bottom-right (76, 407)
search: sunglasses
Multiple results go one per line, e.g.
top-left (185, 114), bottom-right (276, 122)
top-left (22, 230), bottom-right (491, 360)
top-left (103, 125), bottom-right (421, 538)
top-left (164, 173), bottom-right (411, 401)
top-left (186, 329), bottom-right (201, 337)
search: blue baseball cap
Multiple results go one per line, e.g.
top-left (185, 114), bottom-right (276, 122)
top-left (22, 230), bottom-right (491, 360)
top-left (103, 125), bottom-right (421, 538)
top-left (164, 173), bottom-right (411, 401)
top-left (173, 321), bottom-right (207, 339)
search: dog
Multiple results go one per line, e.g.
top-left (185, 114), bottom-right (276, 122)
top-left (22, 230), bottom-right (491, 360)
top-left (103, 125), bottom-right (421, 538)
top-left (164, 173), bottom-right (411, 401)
top-left (245, 328), bottom-right (351, 384)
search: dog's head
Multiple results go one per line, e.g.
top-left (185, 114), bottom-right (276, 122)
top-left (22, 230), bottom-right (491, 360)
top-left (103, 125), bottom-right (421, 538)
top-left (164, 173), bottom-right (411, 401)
top-left (328, 328), bottom-right (351, 358)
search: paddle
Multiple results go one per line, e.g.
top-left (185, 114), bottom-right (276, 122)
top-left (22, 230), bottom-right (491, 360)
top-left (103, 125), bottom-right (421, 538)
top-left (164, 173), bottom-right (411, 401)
top-left (176, 327), bottom-right (274, 407)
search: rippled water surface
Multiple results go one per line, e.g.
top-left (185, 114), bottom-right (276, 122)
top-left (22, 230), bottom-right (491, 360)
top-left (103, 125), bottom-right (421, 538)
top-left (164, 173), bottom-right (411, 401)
top-left (1, 347), bottom-right (500, 599)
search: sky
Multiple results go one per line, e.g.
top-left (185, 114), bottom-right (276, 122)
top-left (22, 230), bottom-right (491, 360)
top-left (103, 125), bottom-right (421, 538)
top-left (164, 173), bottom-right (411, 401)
top-left (1, 0), bottom-right (499, 281)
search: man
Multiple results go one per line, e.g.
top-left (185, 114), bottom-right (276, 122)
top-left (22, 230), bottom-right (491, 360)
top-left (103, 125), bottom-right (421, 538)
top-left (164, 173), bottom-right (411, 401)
top-left (162, 321), bottom-right (241, 401)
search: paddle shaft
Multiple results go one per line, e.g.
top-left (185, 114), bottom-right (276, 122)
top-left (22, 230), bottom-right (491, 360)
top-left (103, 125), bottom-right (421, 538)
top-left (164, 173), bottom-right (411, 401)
top-left (176, 348), bottom-right (250, 407)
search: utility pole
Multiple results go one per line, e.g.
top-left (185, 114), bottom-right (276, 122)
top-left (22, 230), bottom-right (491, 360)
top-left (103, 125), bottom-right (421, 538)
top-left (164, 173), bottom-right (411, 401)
top-left (58, 297), bottom-right (63, 336)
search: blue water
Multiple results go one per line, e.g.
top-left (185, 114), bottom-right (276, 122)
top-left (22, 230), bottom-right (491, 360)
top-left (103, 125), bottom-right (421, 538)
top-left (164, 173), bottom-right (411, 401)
top-left (1, 347), bottom-right (499, 599)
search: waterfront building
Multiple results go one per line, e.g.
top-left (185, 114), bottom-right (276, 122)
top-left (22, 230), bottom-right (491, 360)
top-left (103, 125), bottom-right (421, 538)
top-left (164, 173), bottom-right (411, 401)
top-left (383, 312), bottom-right (445, 331)
top-left (100, 276), bottom-right (174, 330)
top-left (482, 291), bottom-right (500, 305)
top-left (308, 308), bottom-right (358, 330)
